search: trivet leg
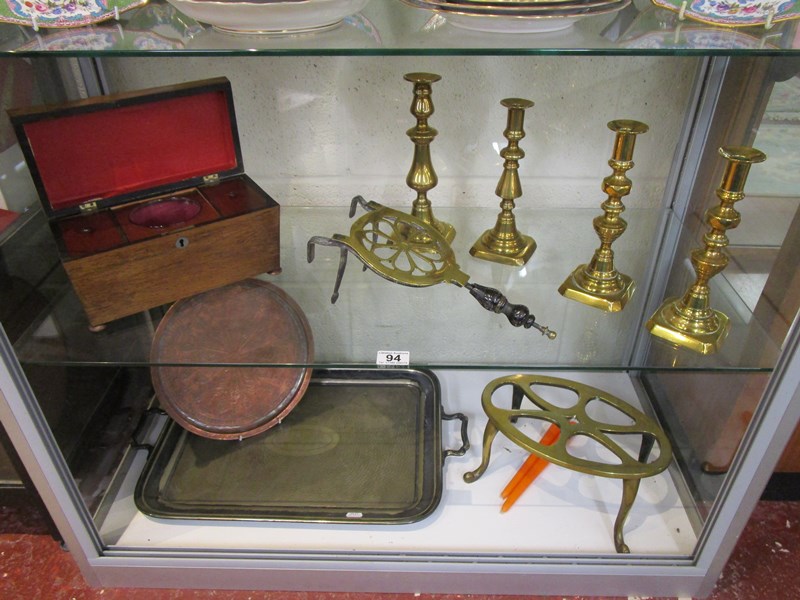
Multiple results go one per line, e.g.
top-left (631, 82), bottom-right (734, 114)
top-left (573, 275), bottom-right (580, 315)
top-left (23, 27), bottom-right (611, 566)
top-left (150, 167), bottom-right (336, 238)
top-left (331, 246), bottom-right (350, 303)
top-left (512, 386), bottom-right (524, 411)
top-left (306, 236), bottom-right (351, 304)
top-left (613, 434), bottom-right (657, 553)
top-left (510, 385), bottom-right (523, 423)
top-left (463, 420), bottom-right (500, 483)
top-left (639, 432), bottom-right (656, 463)
top-left (614, 477), bottom-right (641, 554)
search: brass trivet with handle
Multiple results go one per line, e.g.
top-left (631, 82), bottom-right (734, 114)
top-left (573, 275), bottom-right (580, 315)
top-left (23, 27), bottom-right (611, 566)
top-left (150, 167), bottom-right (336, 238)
top-left (463, 374), bottom-right (672, 553)
top-left (307, 196), bottom-right (556, 337)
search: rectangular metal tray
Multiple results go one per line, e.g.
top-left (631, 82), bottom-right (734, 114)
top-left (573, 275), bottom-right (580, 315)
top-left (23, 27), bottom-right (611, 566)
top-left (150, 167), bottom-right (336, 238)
top-left (135, 368), bottom-right (461, 524)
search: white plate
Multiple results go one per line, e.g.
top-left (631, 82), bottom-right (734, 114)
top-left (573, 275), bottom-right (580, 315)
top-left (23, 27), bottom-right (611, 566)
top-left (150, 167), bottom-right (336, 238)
top-left (166, 0), bottom-right (371, 35)
top-left (445, 12), bottom-right (576, 31)
top-left (401, 0), bottom-right (629, 33)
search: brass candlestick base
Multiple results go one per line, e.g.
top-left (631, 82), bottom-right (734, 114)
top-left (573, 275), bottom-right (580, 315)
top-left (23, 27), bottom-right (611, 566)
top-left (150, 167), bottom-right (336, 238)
top-left (559, 120), bottom-right (649, 312)
top-left (647, 146), bottom-right (766, 354)
top-left (404, 72), bottom-right (454, 243)
top-left (470, 98), bottom-right (536, 267)
top-left (561, 266), bottom-right (635, 312)
top-left (647, 300), bottom-right (731, 355)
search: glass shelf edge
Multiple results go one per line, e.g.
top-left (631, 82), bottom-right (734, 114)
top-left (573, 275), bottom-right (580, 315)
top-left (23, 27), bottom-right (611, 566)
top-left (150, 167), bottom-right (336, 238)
top-left (14, 360), bottom-right (777, 374)
top-left (5, 48), bottom-right (800, 59)
top-left (2, 0), bottom-right (798, 57)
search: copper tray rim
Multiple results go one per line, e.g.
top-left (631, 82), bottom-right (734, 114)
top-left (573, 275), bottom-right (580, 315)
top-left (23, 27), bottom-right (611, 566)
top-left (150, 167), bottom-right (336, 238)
top-left (150, 278), bottom-right (314, 440)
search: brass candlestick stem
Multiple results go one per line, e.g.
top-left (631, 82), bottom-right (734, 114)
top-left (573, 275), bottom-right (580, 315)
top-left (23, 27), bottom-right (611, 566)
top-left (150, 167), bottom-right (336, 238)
top-left (646, 146), bottom-right (767, 354)
top-left (404, 72), bottom-right (455, 242)
top-left (470, 98), bottom-right (536, 266)
top-left (558, 120), bottom-right (649, 312)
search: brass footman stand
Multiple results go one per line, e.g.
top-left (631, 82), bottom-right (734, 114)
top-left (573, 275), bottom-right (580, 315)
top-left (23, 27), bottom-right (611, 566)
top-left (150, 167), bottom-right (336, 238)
top-left (463, 374), bottom-right (673, 553)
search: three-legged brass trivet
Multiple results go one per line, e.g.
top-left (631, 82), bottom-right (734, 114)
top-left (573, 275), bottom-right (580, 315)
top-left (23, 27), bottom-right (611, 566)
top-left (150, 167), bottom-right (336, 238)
top-left (463, 374), bottom-right (672, 553)
top-left (307, 196), bottom-right (556, 337)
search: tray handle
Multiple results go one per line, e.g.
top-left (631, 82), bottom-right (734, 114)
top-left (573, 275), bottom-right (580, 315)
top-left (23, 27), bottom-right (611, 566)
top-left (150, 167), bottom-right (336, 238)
top-left (442, 411), bottom-right (470, 459)
top-left (130, 407), bottom-right (167, 452)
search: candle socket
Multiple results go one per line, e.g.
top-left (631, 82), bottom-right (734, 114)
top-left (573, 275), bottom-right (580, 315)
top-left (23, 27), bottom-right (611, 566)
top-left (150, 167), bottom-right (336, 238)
top-left (646, 146), bottom-right (767, 354)
top-left (404, 72), bottom-right (455, 243)
top-left (470, 98), bottom-right (536, 267)
top-left (559, 120), bottom-right (649, 312)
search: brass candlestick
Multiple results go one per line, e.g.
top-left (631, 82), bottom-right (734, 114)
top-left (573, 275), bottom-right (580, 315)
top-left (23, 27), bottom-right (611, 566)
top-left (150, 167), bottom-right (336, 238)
top-left (404, 72), bottom-right (455, 242)
top-left (647, 146), bottom-right (767, 354)
top-left (470, 98), bottom-right (536, 267)
top-left (558, 120), bottom-right (649, 312)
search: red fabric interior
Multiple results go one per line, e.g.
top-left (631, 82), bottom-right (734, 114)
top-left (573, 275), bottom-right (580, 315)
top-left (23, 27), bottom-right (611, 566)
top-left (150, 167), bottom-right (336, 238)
top-left (128, 196), bottom-right (203, 228)
top-left (57, 210), bottom-right (126, 257)
top-left (115, 191), bottom-right (220, 244)
top-left (22, 90), bottom-right (238, 211)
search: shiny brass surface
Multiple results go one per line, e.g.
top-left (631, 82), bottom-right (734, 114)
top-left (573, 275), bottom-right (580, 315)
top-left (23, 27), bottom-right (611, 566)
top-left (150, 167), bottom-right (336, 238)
top-left (558, 119), bottom-right (649, 311)
top-left (307, 196), bottom-right (556, 337)
top-left (646, 146), bottom-right (767, 354)
top-left (404, 72), bottom-right (455, 242)
top-left (462, 374), bottom-right (672, 553)
top-left (470, 98), bottom-right (536, 266)
top-left (316, 196), bottom-right (470, 291)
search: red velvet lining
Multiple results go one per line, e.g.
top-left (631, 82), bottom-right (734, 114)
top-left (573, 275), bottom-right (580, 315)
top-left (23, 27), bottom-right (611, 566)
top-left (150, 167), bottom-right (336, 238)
top-left (202, 178), bottom-right (272, 217)
top-left (128, 196), bottom-right (203, 228)
top-left (57, 210), bottom-right (126, 258)
top-left (22, 90), bottom-right (237, 211)
top-left (115, 191), bottom-right (220, 243)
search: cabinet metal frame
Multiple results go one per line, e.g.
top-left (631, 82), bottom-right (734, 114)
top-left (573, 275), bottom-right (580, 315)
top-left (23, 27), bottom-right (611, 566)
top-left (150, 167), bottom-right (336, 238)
top-left (0, 53), bottom-right (799, 598)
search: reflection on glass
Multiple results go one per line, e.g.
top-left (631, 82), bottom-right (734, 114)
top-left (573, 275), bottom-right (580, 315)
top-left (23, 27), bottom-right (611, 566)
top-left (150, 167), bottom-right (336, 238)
top-left (643, 66), bottom-right (800, 526)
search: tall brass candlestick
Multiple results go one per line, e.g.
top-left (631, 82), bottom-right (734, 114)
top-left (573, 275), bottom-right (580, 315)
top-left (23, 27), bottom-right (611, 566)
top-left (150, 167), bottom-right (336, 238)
top-left (558, 120), bottom-right (649, 312)
top-left (646, 146), bottom-right (766, 354)
top-left (404, 72), bottom-right (455, 242)
top-left (470, 98), bottom-right (536, 266)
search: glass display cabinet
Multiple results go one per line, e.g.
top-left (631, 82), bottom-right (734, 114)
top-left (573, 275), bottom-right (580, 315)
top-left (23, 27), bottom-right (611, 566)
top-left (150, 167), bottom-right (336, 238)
top-left (1, 1), bottom-right (799, 597)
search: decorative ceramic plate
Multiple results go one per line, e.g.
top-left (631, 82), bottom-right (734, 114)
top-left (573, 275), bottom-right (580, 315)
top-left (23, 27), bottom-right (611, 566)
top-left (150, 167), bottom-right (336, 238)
top-left (651, 0), bottom-right (800, 27)
top-left (622, 26), bottom-right (778, 48)
top-left (13, 25), bottom-right (186, 50)
top-left (0, 0), bottom-right (146, 28)
top-left (619, 7), bottom-right (780, 48)
top-left (166, 0), bottom-right (371, 34)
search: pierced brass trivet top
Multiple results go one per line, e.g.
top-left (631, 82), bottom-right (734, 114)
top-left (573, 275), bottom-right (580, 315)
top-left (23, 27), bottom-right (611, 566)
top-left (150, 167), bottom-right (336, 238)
top-left (307, 196), bottom-right (556, 337)
top-left (463, 374), bottom-right (673, 553)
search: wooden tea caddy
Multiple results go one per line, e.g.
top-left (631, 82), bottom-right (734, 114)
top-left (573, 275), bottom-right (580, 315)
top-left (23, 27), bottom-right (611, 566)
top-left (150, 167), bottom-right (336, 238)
top-left (9, 77), bottom-right (280, 328)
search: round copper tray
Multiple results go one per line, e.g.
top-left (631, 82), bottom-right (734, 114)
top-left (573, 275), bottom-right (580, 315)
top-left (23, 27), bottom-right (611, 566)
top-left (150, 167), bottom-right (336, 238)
top-left (150, 279), bottom-right (314, 440)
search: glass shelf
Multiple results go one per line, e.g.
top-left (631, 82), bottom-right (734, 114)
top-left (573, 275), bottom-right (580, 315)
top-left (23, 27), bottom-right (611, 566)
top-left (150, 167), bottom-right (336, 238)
top-left (9, 205), bottom-right (782, 371)
top-left (0, 0), bottom-right (798, 56)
